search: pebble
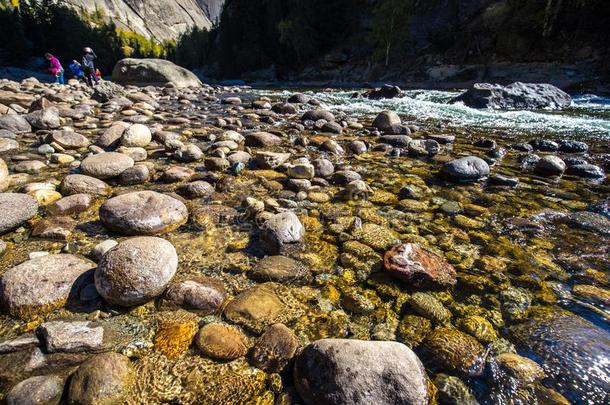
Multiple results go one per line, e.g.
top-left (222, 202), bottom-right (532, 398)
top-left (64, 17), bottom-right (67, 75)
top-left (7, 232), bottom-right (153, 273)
top-left (195, 323), bottom-right (249, 360)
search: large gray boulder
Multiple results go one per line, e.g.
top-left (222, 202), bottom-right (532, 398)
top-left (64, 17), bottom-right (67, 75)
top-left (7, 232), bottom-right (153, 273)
top-left (442, 156), bottom-right (490, 182)
top-left (6, 375), bottom-right (64, 405)
top-left (112, 58), bottom-right (202, 88)
top-left (95, 236), bottom-right (178, 306)
top-left (0, 254), bottom-right (95, 318)
top-left (260, 211), bottom-right (305, 254)
top-left (80, 152), bottom-right (134, 179)
top-left (69, 352), bottom-right (133, 404)
top-left (99, 190), bottom-right (188, 235)
top-left (0, 193), bottom-right (39, 234)
top-left (0, 114), bottom-right (31, 133)
top-left (451, 82), bottom-right (572, 110)
top-left (294, 339), bottom-right (429, 405)
top-left (24, 107), bottom-right (61, 130)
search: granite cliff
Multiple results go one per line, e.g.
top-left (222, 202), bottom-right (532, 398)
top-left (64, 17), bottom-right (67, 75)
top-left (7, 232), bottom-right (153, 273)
top-left (63, 0), bottom-right (225, 41)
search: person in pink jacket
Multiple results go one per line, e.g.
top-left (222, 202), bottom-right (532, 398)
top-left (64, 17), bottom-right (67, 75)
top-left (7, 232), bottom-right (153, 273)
top-left (44, 53), bottom-right (64, 84)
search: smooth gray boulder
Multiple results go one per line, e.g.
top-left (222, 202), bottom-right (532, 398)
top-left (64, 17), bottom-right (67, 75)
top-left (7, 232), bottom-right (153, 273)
top-left (99, 190), bottom-right (188, 235)
top-left (112, 58), bottom-right (202, 88)
top-left (301, 108), bottom-right (335, 122)
top-left (0, 114), bottom-right (31, 133)
top-left (50, 130), bottom-right (90, 149)
top-left (294, 339), bottom-right (429, 405)
top-left (68, 352), bottom-right (133, 405)
top-left (442, 156), bottom-right (490, 182)
top-left (80, 152), bottom-right (134, 179)
top-left (373, 111), bottom-right (401, 130)
top-left (95, 236), bottom-right (178, 306)
top-left (261, 211), bottom-right (305, 254)
top-left (452, 82), bottom-right (572, 110)
top-left (535, 155), bottom-right (566, 176)
top-left (0, 193), bottom-right (39, 234)
top-left (60, 174), bottom-right (110, 196)
top-left (24, 107), bottom-right (60, 130)
top-left (0, 254), bottom-right (95, 318)
top-left (6, 375), bottom-right (64, 405)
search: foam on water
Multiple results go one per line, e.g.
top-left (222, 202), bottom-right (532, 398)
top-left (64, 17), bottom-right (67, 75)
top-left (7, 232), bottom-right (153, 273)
top-left (259, 89), bottom-right (610, 139)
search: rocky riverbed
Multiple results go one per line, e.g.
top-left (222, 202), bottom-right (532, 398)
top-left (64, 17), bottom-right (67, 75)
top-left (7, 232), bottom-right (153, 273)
top-left (0, 76), bottom-right (608, 404)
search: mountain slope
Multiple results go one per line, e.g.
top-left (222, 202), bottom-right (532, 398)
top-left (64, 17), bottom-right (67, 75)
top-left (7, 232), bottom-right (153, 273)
top-left (63, 0), bottom-right (225, 41)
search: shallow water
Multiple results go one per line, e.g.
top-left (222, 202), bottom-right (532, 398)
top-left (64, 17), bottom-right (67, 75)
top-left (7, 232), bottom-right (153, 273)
top-left (1, 85), bottom-right (609, 404)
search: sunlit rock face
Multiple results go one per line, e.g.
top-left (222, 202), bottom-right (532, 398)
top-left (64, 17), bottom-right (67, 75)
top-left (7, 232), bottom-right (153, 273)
top-left (62, 0), bottom-right (225, 41)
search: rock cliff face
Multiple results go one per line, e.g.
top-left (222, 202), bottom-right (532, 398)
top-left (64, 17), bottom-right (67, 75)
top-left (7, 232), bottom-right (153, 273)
top-left (63, 0), bottom-right (225, 41)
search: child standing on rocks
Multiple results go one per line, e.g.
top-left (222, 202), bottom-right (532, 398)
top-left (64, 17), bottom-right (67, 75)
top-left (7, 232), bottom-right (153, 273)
top-left (44, 53), bottom-right (64, 84)
top-left (68, 60), bottom-right (85, 81)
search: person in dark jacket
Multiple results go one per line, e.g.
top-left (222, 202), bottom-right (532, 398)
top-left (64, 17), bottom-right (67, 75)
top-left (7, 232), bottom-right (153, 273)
top-left (82, 47), bottom-right (99, 86)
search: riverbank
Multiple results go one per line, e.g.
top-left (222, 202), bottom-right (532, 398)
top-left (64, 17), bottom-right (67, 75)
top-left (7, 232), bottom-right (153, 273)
top-left (0, 76), bottom-right (608, 404)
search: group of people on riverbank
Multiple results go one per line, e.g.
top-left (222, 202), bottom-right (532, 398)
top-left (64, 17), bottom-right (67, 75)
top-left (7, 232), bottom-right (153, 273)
top-left (44, 47), bottom-right (100, 86)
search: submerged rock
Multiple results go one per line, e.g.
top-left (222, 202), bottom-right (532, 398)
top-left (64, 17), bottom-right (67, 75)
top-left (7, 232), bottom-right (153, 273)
top-left (251, 255), bottom-right (309, 283)
top-left (164, 276), bottom-right (226, 314)
top-left (224, 283), bottom-right (301, 333)
top-left (294, 339), bottom-right (429, 405)
top-left (511, 307), bottom-right (610, 403)
top-left (6, 375), bottom-right (64, 405)
top-left (195, 323), bottom-right (248, 360)
top-left (69, 352), bottom-right (133, 404)
top-left (566, 211), bottom-right (610, 235)
top-left (249, 323), bottom-right (298, 373)
top-left (433, 374), bottom-right (479, 405)
top-left (39, 321), bottom-right (104, 353)
top-left (493, 352), bottom-right (545, 385)
top-left (451, 82), bottom-right (571, 110)
top-left (384, 243), bottom-right (457, 288)
top-left (422, 328), bottom-right (485, 376)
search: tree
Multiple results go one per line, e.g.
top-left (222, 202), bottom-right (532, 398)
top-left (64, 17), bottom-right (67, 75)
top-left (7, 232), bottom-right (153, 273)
top-left (370, 0), bottom-right (413, 67)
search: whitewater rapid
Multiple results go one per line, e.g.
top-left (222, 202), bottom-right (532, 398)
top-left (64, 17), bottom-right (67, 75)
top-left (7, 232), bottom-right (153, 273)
top-left (258, 89), bottom-right (610, 140)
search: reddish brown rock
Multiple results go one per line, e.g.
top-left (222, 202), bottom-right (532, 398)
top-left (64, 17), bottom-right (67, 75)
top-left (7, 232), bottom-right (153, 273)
top-left (384, 243), bottom-right (457, 288)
